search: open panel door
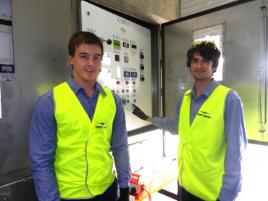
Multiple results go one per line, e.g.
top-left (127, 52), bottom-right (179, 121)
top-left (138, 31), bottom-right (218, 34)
top-left (162, 0), bottom-right (268, 144)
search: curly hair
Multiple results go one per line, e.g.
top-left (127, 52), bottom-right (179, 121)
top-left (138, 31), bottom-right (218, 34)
top-left (186, 40), bottom-right (221, 72)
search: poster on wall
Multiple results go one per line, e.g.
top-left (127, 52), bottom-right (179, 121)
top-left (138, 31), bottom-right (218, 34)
top-left (0, 0), bottom-right (12, 21)
top-left (0, 24), bottom-right (14, 81)
top-left (0, 0), bottom-right (14, 81)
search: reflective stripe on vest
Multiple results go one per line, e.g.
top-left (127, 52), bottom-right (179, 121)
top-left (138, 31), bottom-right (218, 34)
top-left (178, 85), bottom-right (230, 200)
top-left (53, 82), bottom-right (116, 199)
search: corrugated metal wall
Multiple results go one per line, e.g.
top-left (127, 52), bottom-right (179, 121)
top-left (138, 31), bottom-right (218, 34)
top-left (179, 0), bottom-right (238, 17)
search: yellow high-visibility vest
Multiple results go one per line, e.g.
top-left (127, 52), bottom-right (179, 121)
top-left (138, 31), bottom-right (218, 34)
top-left (178, 85), bottom-right (230, 200)
top-left (53, 82), bottom-right (116, 199)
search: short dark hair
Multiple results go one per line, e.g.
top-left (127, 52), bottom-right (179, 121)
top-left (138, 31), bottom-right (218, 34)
top-left (68, 31), bottom-right (103, 56)
top-left (186, 40), bottom-right (221, 72)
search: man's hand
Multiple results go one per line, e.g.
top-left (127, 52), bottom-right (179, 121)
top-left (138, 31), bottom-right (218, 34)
top-left (132, 104), bottom-right (149, 120)
top-left (118, 187), bottom-right (129, 201)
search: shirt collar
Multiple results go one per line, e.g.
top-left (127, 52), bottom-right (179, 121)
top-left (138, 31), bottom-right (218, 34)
top-left (191, 80), bottom-right (219, 98)
top-left (66, 77), bottom-right (106, 96)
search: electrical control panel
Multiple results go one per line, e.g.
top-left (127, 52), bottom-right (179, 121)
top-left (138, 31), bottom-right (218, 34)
top-left (80, 1), bottom-right (152, 131)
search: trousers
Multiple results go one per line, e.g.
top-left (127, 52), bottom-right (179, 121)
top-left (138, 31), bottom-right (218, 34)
top-left (178, 185), bottom-right (220, 201)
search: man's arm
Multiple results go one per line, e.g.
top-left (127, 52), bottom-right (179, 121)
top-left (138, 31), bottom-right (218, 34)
top-left (218, 90), bottom-right (247, 201)
top-left (132, 94), bottom-right (183, 135)
top-left (110, 94), bottom-right (131, 198)
top-left (152, 99), bottom-right (180, 134)
top-left (29, 92), bottom-right (60, 201)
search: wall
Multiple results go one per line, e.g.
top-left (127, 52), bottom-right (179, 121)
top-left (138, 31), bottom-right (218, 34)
top-left (90, 0), bottom-right (179, 23)
top-left (179, 0), bottom-right (238, 17)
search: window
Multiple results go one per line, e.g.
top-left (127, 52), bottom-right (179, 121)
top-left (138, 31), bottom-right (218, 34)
top-left (193, 24), bottom-right (224, 81)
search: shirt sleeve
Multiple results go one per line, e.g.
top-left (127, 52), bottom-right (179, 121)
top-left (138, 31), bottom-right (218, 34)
top-left (29, 91), bottom-right (60, 201)
top-left (152, 94), bottom-right (182, 134)
top-left (110, 93), bottom-right (131, 188)
top-left (218, 90), bottom-right (247, 201)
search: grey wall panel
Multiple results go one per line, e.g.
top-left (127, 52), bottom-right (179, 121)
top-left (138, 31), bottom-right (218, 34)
top-left (164, 30), bottom-right (192, 118)
top-left (0, 0), bottom-right (79, 189)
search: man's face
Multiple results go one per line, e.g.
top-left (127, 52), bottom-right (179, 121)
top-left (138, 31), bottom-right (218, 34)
top-left (189, 53), bottom-right (214, 81)
top-left (69, 43), bottom-right (102, 85)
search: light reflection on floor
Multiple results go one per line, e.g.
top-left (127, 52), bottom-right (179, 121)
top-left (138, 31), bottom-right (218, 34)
top-left (236, 143), bottom-right (268, 201)
top-left (130, 131), bottom-right (268, 201)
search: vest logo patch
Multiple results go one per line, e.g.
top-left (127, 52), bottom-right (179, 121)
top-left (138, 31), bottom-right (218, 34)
top-left (197, 111), bottom-right (211, 119)
top-left (95, 122), bottom-right (107, 129)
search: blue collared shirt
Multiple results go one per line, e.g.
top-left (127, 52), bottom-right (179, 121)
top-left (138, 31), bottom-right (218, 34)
top-left (153, 81), bottom-right (247, 201)
top-left (29, 78), bottom-right (131, 201)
